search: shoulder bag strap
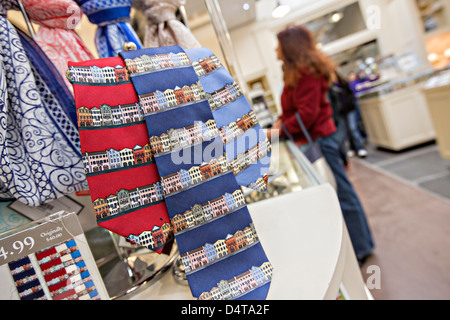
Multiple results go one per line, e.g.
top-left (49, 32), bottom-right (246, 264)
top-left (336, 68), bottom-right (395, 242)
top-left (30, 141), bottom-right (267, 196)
top-left (295, 112), bottom-right (313, 144)
top-left (281, 112), bottom-right (314, 145)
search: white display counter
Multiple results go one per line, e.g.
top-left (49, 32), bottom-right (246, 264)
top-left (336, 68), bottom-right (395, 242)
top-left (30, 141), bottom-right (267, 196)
top-left (127, 184), bottom-right (372, 300)
top-left (423, 72), bottom-right (450, 160)
top-left (358, 81), bottom-right (435, 151)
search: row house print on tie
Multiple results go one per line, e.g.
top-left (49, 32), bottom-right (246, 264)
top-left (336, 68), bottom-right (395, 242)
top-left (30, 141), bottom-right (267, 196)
top-left (121, 45), bottom-right (272, 300)
top-left (186, 48), bottom-right (271, 192)
top-left (68, 57), bottom-right (173, 254)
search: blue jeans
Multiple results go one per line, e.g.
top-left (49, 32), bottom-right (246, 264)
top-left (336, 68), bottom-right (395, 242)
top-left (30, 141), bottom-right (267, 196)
top-left (347, 110), bottom-right (365, 151)
top-left (336, 111), bottom-right (365, 152)
top-left (317, 133), bottom-right (374, 259)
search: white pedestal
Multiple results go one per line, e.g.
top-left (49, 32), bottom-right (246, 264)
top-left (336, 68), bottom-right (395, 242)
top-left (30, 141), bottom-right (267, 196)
top-left (128, 184), bottom-right (372, 300)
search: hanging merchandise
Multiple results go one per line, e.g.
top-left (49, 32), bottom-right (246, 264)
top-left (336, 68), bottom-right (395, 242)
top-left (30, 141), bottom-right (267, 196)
top-left (77, 0), bottom-right (143, 58)
top-left (0, 2), bottom-right (87, 206)
top-left (17, 27), bottom-right (79, 141)
top-left (121, 46), bottom-right (273, 300)
top-left (68, 57), bottom-right (173, 254)
top-left (133, 0), bottom-right (201, 49)
top-left (18, 0), bottom-right (95, 92)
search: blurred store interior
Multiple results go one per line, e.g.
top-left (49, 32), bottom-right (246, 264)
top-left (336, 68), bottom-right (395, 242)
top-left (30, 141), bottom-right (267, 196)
top-left (180, 0), bottom-right (450, 299)
top-left (5, 0), bottom-right (450, 300)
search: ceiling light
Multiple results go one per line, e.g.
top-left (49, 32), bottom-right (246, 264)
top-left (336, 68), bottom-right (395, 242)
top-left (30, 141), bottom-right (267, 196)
top-left (272, 0), bottom-right (291, 19)
top-left (330, 12), bottom-right (344, 23)
top-left (365, 57), bottom-right (375, 65)
top-left (243, 3), bottom-right (250, 11)
top-left (428, 53), bottom-right (438, 62)
top-left (444, 48), bottom-right (450, 57)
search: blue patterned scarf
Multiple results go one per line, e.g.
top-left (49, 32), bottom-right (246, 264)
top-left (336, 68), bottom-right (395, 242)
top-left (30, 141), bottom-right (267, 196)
top-left (0, 4), bottom-right (87, 206)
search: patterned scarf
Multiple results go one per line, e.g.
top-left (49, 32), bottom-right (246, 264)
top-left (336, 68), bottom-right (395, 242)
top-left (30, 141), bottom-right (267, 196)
top-left (133, 0), bottom-right (201, 49)
top-left (77, 0), bottom-right (143, 57)
top-left (20, 0), bottom-right (95, 92)
top-left (0, 3), bottom-right (87, 206)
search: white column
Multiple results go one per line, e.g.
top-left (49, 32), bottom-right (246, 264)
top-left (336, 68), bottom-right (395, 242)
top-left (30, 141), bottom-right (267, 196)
top-left (359, 0), bottom-right (431, 71)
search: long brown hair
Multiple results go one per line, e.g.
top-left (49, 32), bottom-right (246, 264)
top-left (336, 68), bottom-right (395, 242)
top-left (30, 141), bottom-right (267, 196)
top-left (277, 24), bottom-right (336, 87)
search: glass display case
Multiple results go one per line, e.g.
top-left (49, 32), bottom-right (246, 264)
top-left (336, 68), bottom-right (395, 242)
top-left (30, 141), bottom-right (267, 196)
top-left (423, 68), bottom-right (450, 160)
top-left (244, 140), bottom-right (322, 205)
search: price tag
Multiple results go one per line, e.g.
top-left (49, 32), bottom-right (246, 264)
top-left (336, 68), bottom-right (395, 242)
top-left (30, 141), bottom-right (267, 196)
top-left (0, 211), bottom-right (83, 266)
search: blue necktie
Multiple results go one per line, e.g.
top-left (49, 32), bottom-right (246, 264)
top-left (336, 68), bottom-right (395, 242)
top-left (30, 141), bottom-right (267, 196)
top-left (185, 47), bottom-right (271, 192)
top-left (121, 45), bottom-right (273, 300)
top-left (17, 27), bottom-right (79, 134)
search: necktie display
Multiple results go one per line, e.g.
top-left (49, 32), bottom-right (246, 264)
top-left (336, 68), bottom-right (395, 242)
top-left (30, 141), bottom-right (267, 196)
top-left (185, 47), bottom-right (271, 192)
top-left (0, 3), bottom-right (87, 206)
top-left (1, 211), bottom-right (110, 300)
top-left (121, 45), bottom-right (273, 300)
top-left (35, 238), bottom-right (100, 300)
top-left (77, 0), bottom-right (143, 58)
top-left (68, 57), bottom-right (172, 253)
top-left (20, 0), bottom-right (95, 92)
top-left (132, 0), bottom-right (201, 49)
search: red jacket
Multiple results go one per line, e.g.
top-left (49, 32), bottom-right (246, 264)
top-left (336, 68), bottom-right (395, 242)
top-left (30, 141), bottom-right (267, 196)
top-left (280, 73), bottom-right (336, 145)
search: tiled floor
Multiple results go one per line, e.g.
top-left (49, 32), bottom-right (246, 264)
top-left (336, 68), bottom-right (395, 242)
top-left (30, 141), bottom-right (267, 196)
top-left (346, 142), bottom-right (450, 300)
top-left (360, 142), bottom-right (450, 202)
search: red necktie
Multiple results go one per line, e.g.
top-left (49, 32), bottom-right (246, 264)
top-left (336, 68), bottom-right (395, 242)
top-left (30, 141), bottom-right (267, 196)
top-left (68, 57), bottom-right (173, 254)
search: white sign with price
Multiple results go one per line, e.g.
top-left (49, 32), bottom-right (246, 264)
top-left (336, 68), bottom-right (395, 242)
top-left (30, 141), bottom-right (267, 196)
top-left (0, 211), bottom-right (110, 300)
top-left (0, 211), bottom-right (80, 266)
top-left (0, 236), bottom-right (35, 265)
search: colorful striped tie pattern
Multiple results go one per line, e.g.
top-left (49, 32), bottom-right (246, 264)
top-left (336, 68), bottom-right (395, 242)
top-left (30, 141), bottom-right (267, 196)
top-left (8, 256), bottom-right (46, 300)
top-left (68, 57), bottom-right (173, 253)
top-left (185, 47), bottom-right (271, 192)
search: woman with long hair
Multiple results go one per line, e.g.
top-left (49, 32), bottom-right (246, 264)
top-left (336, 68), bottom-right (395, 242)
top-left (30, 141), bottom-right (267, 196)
top-left (270, 24), bottom-right (374, 264)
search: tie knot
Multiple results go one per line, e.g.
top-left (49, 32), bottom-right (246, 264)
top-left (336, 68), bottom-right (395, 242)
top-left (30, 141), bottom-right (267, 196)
top-left (134, 0), bottom-right (185, 25)
top-left (79, 0), bottom-right (132, 25)
top-left (146, 3), bottom-right (176, 24)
